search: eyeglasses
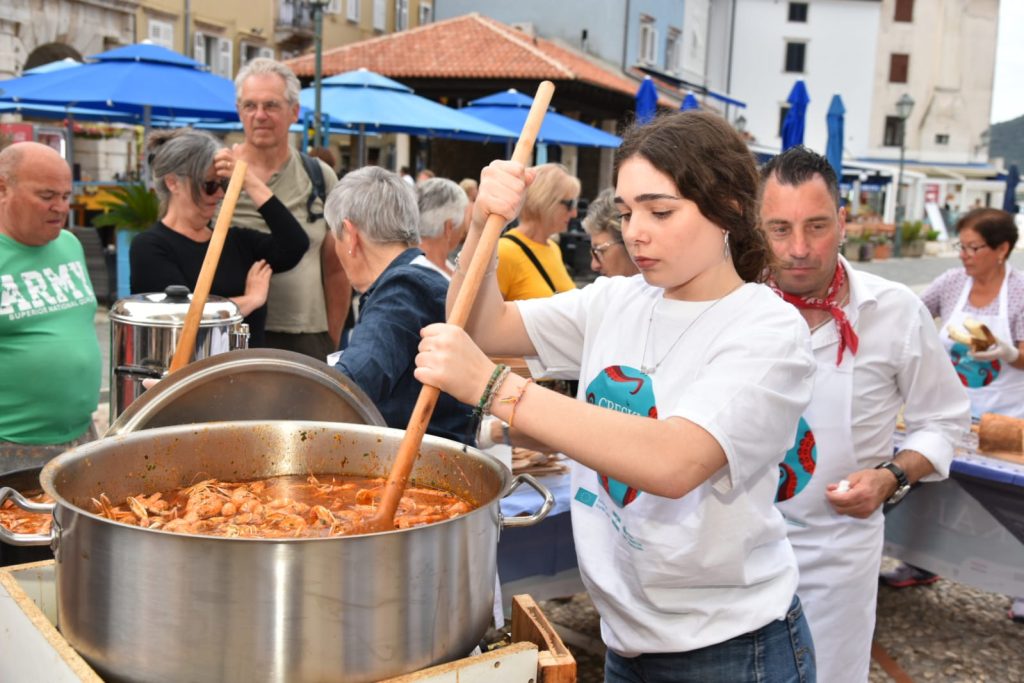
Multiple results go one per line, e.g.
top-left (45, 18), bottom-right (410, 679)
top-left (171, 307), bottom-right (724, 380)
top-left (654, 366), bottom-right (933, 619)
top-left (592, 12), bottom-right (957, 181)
top-left (239, 99), bottom-right (288, 115)
top-left (559, 198), bottom-right (578, 211)
top-left (953, 241), bottom-right (990, 256)
top-left (590, 239), bottom-right (624, 261)
top-left (201, 178), bottom-right (230, 195)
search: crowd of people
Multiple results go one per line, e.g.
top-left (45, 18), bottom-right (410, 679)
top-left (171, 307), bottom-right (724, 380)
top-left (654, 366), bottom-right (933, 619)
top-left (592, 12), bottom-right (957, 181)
top-left (2, 55), bottom-right (1022, 682)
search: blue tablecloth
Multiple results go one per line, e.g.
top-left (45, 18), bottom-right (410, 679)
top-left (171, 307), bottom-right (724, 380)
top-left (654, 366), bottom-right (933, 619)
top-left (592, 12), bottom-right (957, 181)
top-left (884, 451), bottom-right (1024, 595)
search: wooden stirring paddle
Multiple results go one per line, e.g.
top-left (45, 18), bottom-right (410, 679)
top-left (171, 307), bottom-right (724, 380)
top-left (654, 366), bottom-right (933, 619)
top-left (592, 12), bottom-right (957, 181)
top-left (167, 160), bottom-right (249, 374)
top-left (362, 81), bottom-right (556, 534)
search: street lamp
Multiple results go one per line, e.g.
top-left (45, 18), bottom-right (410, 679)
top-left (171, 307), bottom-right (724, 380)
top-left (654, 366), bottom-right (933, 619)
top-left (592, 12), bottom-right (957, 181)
top-left (309, 0), bottom-right (330, 150)
top-left (893, 92), bottom-right (914, 257)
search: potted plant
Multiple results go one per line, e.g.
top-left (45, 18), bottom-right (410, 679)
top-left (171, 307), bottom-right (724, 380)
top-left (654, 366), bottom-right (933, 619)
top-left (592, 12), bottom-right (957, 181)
top-left (872, 233), bottom-right (892, 260)
top-left (91, 183), bottom-right (160, 299)
top-left (900, 221), bottom-right (926, 258)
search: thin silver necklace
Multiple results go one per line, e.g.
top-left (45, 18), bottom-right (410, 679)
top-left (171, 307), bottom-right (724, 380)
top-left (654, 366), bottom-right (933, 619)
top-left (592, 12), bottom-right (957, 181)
top-left (640, 283), bottom-right (744, 375)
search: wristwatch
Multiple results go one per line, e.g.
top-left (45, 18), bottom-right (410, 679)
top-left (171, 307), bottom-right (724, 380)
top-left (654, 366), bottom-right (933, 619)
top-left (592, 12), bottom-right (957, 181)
top-left (875, 461), bottom-right (911, 505)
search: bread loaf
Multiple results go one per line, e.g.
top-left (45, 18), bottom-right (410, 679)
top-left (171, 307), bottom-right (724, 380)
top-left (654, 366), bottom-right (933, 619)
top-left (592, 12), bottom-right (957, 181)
top-left (947, 318), bottom-right (997, 352)
top-left (978, 413), bottom-right (1024, 454)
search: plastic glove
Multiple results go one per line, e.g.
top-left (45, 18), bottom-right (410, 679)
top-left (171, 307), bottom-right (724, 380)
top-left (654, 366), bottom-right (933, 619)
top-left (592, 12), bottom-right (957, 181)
top-left (970, 334), bottom-right (1021, 363)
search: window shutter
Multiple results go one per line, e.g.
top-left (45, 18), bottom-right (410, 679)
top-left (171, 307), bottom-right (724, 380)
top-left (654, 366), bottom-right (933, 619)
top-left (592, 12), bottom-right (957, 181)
top-left (259, 46), bottom-right (275, 60)
top-left (347, 0), bottom-right (360, 22)
top-left (373, 0), bottom-right (386, 30)
top-left (193, 32), bottom-right (206, 65)
top-left (889, 54), bottom-right (909, 83)
top-left (218, 38), bottom-right (233, 77)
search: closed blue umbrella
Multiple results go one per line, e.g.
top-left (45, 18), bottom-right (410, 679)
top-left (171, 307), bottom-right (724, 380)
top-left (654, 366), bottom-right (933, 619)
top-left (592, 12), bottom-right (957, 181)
top-left (781, 80), bottom-right (810, 150)
top-left (460, 89), bottom-right (621, 148)
top-left (681, 92), bottom-right (700, 111)
top-left (1003, 165), bottom-right (1020, 213)
top-left (0, 44), bottom-right (239, 120)
top-left (826, 94), bottom-right (846, 181)
top-left (635, 76), bottom-right (658, 124)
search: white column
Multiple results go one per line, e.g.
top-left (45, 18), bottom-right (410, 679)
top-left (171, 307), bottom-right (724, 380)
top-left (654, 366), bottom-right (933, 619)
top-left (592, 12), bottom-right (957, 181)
top-left (394, 134), bottom-right (410, 174)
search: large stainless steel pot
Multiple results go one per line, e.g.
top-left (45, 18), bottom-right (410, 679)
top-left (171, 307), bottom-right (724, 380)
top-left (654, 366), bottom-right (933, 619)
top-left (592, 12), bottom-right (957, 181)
top-left (0, 420), bottom-right (551, 683)
top-left (109, 285), bottom-right (249, 419)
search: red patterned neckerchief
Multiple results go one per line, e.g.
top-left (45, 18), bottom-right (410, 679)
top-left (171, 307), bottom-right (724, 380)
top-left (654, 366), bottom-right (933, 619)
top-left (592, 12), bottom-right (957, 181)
top-left (769, 264), bottom-right (859, 365)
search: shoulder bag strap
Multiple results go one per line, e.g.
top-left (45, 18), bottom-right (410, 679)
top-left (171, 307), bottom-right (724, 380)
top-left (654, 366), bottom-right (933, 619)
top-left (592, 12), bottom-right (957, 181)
top-left (501, 233), bottom-right (557, 293)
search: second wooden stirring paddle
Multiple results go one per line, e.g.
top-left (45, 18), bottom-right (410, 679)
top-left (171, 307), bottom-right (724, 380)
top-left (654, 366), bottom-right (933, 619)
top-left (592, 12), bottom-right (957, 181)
top-left (363, 80), bottom-right (556, 533)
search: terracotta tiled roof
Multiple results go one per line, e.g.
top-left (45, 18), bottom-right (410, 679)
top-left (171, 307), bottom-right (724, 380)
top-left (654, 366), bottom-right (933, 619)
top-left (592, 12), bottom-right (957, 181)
top-left (286, 13), bottom-right (677, 107)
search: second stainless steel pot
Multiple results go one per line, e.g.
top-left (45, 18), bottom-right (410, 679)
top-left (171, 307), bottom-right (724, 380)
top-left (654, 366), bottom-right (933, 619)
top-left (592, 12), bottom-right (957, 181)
top-left (0, 420), bottom-right (551, 683)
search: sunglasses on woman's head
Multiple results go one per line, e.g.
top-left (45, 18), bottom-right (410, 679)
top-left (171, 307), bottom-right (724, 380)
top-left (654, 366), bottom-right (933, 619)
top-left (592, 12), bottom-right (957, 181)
top-left (201, 178), bottom-right (230, 195)
top-left (559, 198), bottom-right (578, 211)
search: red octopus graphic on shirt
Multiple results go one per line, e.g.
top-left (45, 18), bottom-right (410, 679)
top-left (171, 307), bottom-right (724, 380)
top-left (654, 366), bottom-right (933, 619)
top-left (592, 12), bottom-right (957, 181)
top-left (776, 417), bottom-right (817, 502)
top-left (585, 365), bottom-right (657, 507)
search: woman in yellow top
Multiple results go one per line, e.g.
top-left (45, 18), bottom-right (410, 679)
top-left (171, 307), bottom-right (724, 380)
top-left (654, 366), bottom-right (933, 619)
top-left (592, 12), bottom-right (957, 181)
top-left (496, 163), bottom-right (579, 300)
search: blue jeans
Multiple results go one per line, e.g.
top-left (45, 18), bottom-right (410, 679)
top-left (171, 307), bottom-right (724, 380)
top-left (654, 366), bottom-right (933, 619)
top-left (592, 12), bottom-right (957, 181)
top-left (604, 596), bottom-right (815, 683)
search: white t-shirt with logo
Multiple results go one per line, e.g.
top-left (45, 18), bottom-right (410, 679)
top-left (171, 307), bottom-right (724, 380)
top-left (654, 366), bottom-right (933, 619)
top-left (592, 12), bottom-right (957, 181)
top-left (517, 275), bottom-right (815, 656)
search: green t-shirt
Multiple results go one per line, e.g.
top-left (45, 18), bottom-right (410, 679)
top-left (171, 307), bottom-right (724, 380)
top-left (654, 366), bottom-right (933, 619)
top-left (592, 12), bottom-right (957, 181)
top-left (0, 230), bottom-right (100, 444)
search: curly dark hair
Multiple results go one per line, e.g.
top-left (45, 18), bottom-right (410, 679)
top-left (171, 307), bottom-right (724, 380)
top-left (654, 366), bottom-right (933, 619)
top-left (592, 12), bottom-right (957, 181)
top-left (956, 208), bottom-right (1018, 252)
top-left (613, 111), bottom-right (769, 282)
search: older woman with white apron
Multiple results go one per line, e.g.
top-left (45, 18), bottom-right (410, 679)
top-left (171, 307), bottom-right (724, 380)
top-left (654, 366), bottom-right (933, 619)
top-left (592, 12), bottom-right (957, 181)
top-left (888, 208), bottom-right (1024, 620)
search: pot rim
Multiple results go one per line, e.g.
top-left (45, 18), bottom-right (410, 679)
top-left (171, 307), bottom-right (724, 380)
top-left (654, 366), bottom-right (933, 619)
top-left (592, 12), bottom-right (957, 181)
top-left (39, 420), bottom-right (510, 542)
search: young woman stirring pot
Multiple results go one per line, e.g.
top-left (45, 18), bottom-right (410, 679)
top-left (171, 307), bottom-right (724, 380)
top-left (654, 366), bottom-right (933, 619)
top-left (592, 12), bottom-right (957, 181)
top-left (415, 112), bottom-right (818, 682)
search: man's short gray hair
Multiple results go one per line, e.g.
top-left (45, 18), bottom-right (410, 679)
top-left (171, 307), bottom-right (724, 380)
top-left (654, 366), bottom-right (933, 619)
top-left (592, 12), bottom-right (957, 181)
top-left (324, 166), bottom-right (420, 246)
top-left (234, 58), bottom-right (301, 105)
top-left (417, 178), bottom-right (468, 239)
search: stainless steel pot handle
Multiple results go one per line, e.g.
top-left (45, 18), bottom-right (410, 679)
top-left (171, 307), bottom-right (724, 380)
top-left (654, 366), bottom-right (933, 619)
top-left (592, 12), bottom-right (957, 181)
top-left (0, 487), bottom-right (56, 547)
top-left (500, 473), bottom-right (554, 528)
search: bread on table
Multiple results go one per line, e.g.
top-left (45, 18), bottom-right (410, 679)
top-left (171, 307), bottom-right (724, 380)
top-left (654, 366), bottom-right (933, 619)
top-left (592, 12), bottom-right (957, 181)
top-left (978, 412), bottom-right (1024, 454)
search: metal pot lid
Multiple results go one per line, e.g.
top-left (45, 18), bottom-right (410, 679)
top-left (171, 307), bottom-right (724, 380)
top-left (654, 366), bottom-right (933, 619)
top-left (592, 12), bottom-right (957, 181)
top-left (109, 285), bottom-right (243, 327)
top-left (106, 348), bottom-right (386, 436)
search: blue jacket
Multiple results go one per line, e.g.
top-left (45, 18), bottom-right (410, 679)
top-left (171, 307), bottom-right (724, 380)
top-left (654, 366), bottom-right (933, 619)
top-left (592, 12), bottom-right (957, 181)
top-left (336, 248), bottom-right (475, 445)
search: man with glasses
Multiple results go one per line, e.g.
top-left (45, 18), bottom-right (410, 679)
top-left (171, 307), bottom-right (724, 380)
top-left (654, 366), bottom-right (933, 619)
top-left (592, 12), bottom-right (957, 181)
top-left (758, 146), bottom-right (970, 683)
top-left (231, 58), bottom-right (350, 360)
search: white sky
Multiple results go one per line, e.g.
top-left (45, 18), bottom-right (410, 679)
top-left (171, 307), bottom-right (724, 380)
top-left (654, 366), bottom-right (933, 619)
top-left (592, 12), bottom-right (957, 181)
top-left (991, 0), bottom-right (1024, 124)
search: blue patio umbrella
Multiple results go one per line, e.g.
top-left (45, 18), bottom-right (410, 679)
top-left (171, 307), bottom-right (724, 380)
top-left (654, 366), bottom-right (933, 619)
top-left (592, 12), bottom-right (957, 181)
top-left (460, 89), bottom-right (621, 148)
top-left (300, 69), bottom-right (511, 140)
top-left (781, 80), bottom-right (810, 150)
top-left (22, 58), bottom-right (81, 76)
top-left (825, 94), bottom-right (846, 180)
top-left (1003, 164), bottom-right (1020, 213)
top-left (0, 43), bottom-right (240, 120)
top-left (681, 92), bottom-right (700, 111)
top-left (635, 77), bottom-right (658, 124)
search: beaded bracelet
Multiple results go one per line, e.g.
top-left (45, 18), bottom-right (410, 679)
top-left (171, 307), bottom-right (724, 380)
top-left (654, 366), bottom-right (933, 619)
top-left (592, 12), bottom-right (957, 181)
top-left (482, 366), bottom-right (512, 416)
top-left (474, 364), bottom-right (508, 420)
top-left (500, 378), bottom-right (533, 430)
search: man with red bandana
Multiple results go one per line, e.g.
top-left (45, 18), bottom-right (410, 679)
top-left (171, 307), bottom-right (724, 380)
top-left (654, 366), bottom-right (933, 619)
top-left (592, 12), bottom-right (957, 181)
top-left (0, 142), bottom-right (100, 473)
top-left (758, 146), bottom-right (970, 683)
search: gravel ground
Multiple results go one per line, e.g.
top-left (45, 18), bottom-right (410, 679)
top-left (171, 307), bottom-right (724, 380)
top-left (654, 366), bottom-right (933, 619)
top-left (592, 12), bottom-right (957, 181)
top-left (521, 562), bottom-right (1023, 682)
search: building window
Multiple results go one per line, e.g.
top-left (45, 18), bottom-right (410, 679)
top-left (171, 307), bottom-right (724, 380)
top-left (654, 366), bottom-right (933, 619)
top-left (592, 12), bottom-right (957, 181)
top-left (665, 27), bottom-right (682, 73)
top-left (326, 0), bottom-right (341, 14)
top-left (241, 42), bottom-right (274, 67)
top-left (639, 15), bottom-right (657, 65)
top-left (784, 41), bottom-right (806, 73)
top-left (788, 2), bottom-right (808, 22)
top-left (884, 116), bottom-right (903, 147)
top-left (194, 33), bottom-right (234, 76)
top-left (894, 0), bottom-right (914, 22)
top-left (394, 0), bottom-right (408, 30)
top-left (147, 19), bottom-right (175, 49)
top-left (889, 53), bottom-right (909, 83)
top-left (779, 105), bottom-right (791, 138)
top-left (373, 0), bottom-right (385, 30)
top-left (418, 0), bottom-right (432, 25)
top-left (346, 0), bottom-right (359, 22)
top-left (935, 133), bottom-right (950, 145)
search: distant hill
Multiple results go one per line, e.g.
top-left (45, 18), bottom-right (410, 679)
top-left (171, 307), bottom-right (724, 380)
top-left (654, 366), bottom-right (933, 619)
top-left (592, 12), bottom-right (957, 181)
top-left (991, 114), bottom-right (1024, 169)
